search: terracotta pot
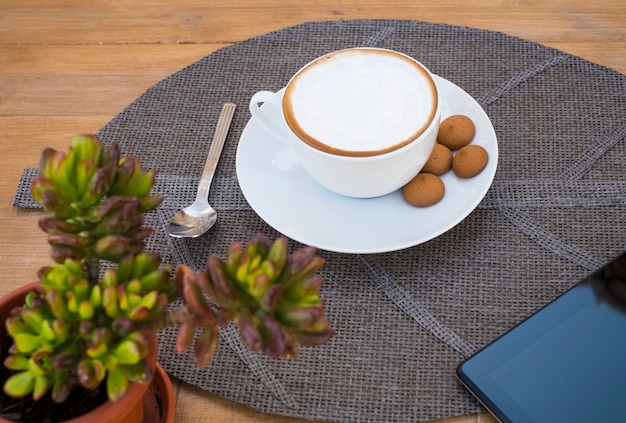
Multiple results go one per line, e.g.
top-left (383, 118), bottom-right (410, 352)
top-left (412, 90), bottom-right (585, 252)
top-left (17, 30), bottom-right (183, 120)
top-left (0, 282), bottom-right (175, 423)
top-left (143, 363), bottom-right (176, 423)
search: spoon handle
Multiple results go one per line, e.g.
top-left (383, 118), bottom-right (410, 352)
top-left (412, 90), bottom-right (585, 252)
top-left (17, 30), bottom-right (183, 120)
top-left (196, 103), bottom-right (237, 201)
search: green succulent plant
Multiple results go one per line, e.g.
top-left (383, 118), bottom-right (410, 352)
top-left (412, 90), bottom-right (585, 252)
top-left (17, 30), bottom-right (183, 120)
top-left (174, 233), bottom-right (334, 362)
top-left (3, 135), bottom-right (334, 405)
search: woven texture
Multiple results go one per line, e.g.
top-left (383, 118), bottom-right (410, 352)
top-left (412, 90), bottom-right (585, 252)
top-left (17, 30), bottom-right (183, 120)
top-left (13, 20), bottom-right (626, 422)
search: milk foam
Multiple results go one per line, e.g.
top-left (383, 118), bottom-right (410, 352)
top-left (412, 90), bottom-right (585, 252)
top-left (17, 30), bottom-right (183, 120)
top-left (285, 49), bottom-right (437, 155)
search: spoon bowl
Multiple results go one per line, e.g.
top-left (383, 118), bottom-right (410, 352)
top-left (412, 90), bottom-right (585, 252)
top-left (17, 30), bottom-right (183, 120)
top-left (166, 103), bottom-right (236, 238)
top-left (166, 203), bottom-right (217, 238)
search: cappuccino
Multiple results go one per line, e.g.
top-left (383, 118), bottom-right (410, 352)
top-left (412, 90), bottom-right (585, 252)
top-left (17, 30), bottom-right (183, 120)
top-left (249, 48), bottom-right (441, 198)
top-left (283, 48), bottom-right (438, 157)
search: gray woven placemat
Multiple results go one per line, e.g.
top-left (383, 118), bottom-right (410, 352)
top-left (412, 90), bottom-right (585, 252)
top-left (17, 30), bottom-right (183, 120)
top-left (13, 20), bottom-right (626, 422)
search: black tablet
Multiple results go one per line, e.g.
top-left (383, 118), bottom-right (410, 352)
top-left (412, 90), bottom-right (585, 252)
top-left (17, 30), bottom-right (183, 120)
top-left (456, 251), bottom-right (626, 423)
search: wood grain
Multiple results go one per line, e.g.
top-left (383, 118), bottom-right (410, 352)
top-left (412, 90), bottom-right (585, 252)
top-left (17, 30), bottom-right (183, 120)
top-left (1, 1), bottom-right (624, 422)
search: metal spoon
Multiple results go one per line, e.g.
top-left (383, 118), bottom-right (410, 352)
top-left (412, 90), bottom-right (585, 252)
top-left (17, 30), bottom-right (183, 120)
top-left (166, 103), bottom-right (236, 238)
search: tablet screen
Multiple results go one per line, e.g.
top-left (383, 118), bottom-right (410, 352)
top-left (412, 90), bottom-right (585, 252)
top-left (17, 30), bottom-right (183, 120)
top-left (456, 252), bottom-right (626, 423)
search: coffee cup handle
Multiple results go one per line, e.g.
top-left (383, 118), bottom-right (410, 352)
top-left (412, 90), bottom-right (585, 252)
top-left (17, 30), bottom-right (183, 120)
top-left (249, 91), bottom-right (291, 144)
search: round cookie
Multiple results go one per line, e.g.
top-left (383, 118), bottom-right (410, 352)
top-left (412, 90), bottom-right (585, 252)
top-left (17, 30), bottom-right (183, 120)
top-left (421, 143), bottom-right (453, 176)
top-left (402, 173), bottom-right (445, 207)
top-left (452, 144), bottom-right (489, 178)
top-left (437, 115), bottom-right (475, 150)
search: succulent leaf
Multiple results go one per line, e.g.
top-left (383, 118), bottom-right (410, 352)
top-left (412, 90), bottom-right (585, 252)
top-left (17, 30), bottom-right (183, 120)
top-left (102, 268), bottom-right (119, 288)
top-left (85, 168), bottom-right (114, 203)
top-left (75, 158), bottom-right (97, 198)
top-left (111, 317), bottom-right (134, 335)
top-left (52, 319), bottom-right (69, 342)
top-left (103, 286), bottom-right (120, 318)
top-left (78, 300), bottom-right (95, 320)
top-left (180, 274), bottom-right (212, 315)
top-left (94, 235), bottom-right (130, 262)
top-left (138, 194), bottom-right (164, 213)
top-left (258, 312), bottom-right (288, 358)
top-left (31, 178), bottom-right (73, 218)
top-left (276, 305), bottom-right (324, 329)
top-left (38, 217), bottom-right (81, 235)
top-left (126, 332), bottom-right (150, 357)
top-left (194, 325), bottom-right (219, 368)
top-left (175, 321), bottom-right (196, 353)
top-left (111, 157), bottom-right (155, 198)
top-left (45, 290), bottom-right (71, 320)
top-left (71, 135), bottom-right (103, 166)
top-left (39, 320), bottom-right (57, 341)
top-left (79, 321), bottom-right (94, 339)
top-left (6, 316), bottom-right (35, 338)
top-left (4, 355), bottom-right (30, 371)
top-left (140, 267), bottom-right (172, 292)
top-left (122, 361), bottom-right (152, 384)
top-left (86, 342), bottom-right (108, 358)
top-left (51, 373), bottom-right (71, 403)
top-left (33, 375), bottom-right (49, 401)
top-left (266, 237), bottom-right (288, 276)
top-left (52, 351), bottom-right (76, 371)
top-left (112, 340), bottom-right (143, 364)
top-left (128, 306), bottom-right (149, 320)
top-left (261, 284), bottom-right (284, 311)
top-left (225, 242), bottom-right (243, 275)
top-left (50, 246), bottom-right (86, 263)
top-left (205, 255), bottom-right (237, 301)
top-left (66, 291), bottom-right (78, 314)
top-left (13, 333), bottom-right (41, 353)
top-left (77, 359), bottom-right (105, 390)
top-left (39, 148), bottom-right (65, 180)
top-left (128, 253), bottom-right (148, 280)
top-left (107, 367), bottom-right (129, 402)
top-left (89, 285), bottom-right (102, 307)
top-left (20, 309), bottom-right (44, 332)
top-left (126, 280), bottom-right (142, 295)
top-left (236, 314), bottom-right (262, 352)
top-left (4, 371), bottom-right (35, 398)
top-left (282, 274), bottom-right (324, 303)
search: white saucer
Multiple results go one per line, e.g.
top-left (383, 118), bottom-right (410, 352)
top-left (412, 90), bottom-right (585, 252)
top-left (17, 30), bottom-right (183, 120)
top-left (236, 75), bottom-right (498, 254)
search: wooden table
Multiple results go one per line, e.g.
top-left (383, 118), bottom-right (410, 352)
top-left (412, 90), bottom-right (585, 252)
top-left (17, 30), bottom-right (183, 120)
top-left (1, 1), bottom-right (624, 422)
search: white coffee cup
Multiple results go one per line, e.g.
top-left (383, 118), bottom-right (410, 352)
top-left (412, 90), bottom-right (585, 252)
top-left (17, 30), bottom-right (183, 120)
top-left (249, 47), bottom-right (440, 198)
